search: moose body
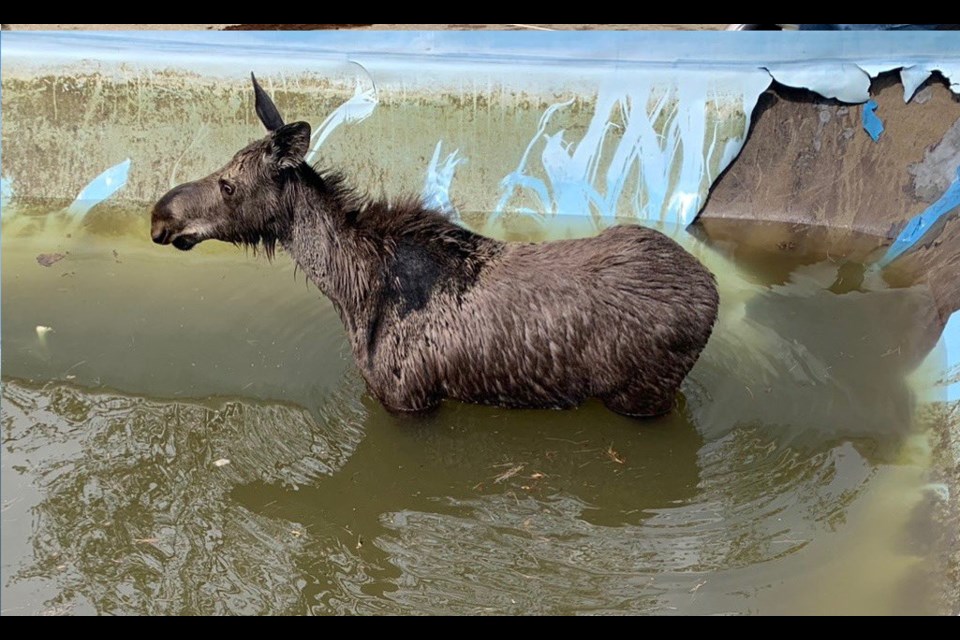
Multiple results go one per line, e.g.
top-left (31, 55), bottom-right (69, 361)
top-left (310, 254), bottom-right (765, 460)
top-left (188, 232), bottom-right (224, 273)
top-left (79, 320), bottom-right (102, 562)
top-left (151, 75), bottom-right (719, 417)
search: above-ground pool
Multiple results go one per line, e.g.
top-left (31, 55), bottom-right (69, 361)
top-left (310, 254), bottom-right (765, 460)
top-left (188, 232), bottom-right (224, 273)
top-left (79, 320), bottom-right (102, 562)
top-left (2, 31), bottom-right (959, 615)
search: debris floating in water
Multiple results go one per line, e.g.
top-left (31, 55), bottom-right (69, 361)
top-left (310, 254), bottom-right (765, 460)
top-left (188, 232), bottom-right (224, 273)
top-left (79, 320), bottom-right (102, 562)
top-left (213, 458), bottom-right (231, 467)
top-left (36, 325), bottom-right (54, 337)
top-left (606, 444), bottom-right (626, 465)
top-left (36, 253), bottom-right (66, 267)
top-left (493, 463), bottom-right (525, 484)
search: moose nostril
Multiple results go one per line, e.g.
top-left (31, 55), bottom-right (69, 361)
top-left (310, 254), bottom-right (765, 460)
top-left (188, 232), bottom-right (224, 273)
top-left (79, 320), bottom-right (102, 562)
top-left (152, 227), bottom-right (171, 245)
top-left (151, 211), bottom-right (173, 244)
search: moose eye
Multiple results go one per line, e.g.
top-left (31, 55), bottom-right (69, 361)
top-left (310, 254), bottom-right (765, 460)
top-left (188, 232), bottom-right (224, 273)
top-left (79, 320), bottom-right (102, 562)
top-left (220, 180), bottom-right (235, 197)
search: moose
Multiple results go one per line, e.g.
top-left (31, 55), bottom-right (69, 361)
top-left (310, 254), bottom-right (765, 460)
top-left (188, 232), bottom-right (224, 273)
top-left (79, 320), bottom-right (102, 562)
top-left (151, 74), bottom-right (720, 417)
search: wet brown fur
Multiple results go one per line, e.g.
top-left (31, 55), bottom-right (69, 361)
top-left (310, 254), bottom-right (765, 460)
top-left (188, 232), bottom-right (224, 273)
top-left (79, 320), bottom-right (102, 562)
top-left (151, 77), bottom-right (720, 417)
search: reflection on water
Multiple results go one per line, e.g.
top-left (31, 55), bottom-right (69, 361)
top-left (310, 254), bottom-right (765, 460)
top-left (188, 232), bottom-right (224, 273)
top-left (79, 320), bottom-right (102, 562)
top-left (0, 208), bottom-right (952, 615)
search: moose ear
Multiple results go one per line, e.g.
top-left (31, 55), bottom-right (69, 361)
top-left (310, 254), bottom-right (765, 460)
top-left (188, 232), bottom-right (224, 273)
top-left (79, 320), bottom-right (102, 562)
top-left (270, 122), bottom-right (312, 168)
top-left (251, 72), bottom-right (285, 131)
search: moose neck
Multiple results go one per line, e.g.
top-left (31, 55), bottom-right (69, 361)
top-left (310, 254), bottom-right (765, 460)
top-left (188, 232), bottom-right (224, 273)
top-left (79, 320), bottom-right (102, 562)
top-left (277, 166), bottom-right (380, 348)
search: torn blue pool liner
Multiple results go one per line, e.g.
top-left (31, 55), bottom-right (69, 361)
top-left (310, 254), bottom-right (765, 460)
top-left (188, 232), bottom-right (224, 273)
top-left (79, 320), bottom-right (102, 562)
top-left (423, 141), bottom-right (466, 219)
top-left (862, 100), bottom-right (885, 141)
top-left (304, 78), bottom-right (377, 166)
top-left (880, 166), bottom-right (960, 267)
top-left (943, 312), bottom-right (960, 402)
top-left (65, 158), bottom-right (132, 220)
top-left (0, 175), bottom-right (12, 214)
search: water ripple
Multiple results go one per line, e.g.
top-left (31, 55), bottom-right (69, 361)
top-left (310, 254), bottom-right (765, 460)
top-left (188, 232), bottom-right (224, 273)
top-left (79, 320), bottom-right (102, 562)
top-left (2, 378), bottom-right (366, 615)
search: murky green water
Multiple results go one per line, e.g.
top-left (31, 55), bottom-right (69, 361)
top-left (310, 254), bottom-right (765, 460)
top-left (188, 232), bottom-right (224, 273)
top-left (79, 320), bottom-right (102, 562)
top-left (1, 208), bottom-right (952, 615)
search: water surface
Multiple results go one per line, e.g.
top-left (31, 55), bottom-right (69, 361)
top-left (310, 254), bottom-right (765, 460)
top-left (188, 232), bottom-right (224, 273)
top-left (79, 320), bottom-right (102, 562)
top-left (1, 209), bottom-right (950, 615)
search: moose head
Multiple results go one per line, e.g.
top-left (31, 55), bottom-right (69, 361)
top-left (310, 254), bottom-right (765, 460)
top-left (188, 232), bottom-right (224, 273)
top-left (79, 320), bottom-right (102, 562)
top-left (150, 74), bottom-right (311, 255)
